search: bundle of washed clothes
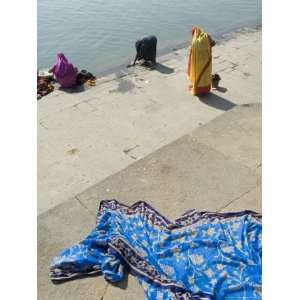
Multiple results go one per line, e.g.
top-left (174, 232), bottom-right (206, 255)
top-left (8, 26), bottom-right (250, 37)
top-left (37, 69), bottom-right (96, 100)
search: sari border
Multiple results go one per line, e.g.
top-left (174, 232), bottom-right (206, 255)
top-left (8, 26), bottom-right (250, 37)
top-left (97, 199), bottom-right (261, 231)
top-left (109, 237), bottom-right (213, 300)
top-left (190, 85), bottom-right (211, 95)
top-left (50, 269), bottom-right (102, 281)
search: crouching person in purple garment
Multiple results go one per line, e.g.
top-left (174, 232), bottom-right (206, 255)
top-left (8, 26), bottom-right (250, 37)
top-left (49, 53), bottom-right (78, 88)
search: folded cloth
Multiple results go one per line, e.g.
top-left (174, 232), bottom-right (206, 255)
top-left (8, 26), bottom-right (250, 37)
top-left (50, 200), bottom-right (262, 300)
top-left (37, 77), bottom-right (54, 99)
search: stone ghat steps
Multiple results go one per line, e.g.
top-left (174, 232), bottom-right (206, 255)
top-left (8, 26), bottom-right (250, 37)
top-left (38, 103), bottom-right (261, 300)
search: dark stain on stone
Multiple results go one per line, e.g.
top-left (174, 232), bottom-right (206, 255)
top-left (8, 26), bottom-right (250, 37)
top-left (160, 163), bottom-right (173, 175)
top-left (231, 62), bottom-right (238, 70)
top-left (109, 78), bottom-right (135, 94)
top-left (67, 148), bottom-right (79, 155)
top-left (243, 72), bottom-right (252, 77)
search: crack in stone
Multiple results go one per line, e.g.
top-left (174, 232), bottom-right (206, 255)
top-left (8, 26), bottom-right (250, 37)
top-left (130, 155), bottom-right (137, 160)
top-left (100, 283), bottom-right (110, 300)
top-left (216, 185), bottom-right (259, 212)
top-left (123, 145), bottom-right (139, 155)
top-left (75, 195), bottom-right (95, 217)
top-left (39, 122), bottom-right (49, 130)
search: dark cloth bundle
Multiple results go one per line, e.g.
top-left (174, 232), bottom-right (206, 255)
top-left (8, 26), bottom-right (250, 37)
top-left (76, 70), bottom-right (96, 85)
top-left (37, 74), bottom-right (54, 100)
top-left (134, 35), bottom-right (157, 65)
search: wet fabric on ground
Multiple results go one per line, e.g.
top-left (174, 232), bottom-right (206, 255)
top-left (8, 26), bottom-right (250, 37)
top-left (50, 200), bottom-right (262, 300)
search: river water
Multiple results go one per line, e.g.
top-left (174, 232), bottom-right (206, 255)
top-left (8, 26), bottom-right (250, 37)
top-left (38, 0), bottom-right (261, 74)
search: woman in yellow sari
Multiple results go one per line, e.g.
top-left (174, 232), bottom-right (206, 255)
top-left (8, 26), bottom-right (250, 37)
top-left (187, 27), bottom-right (215, 95)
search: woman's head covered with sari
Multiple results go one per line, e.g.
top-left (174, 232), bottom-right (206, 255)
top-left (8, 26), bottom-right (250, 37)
top-left (52, 53), bottom-right (72, 77)
top-left (191, 26), bottom-right (202, 37)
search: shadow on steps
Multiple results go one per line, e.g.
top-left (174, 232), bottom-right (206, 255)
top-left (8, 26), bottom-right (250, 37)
top-left (197, 92), bottom-right (236, 111)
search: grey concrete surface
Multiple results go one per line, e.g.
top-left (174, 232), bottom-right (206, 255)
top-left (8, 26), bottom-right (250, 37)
top-left (38, 29), bottom-right (261, 214)
top-left (38, 200), bottom-right (108, 300)
top-left (38, 103), bottom-right (261, 300)
top-left (76, 131), bottom-right (260, 220)
top-left (190, 103), bottom-right (261, 170)
top-left (220, 184), bottom-right (262, 213)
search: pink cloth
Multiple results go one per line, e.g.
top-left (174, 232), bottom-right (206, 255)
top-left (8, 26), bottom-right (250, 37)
top-left (50, 53), bottom-right (78, 88)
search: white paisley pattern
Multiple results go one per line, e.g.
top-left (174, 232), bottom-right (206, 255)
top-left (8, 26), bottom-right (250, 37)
top-left (50, 200), bottom-right (262, 300)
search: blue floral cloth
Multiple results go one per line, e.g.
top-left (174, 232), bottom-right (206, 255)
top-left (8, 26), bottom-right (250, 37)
top-left (50, 200), bottom-right (262, 300)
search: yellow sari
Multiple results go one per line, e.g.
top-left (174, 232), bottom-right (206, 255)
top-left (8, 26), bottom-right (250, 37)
top-left (187, 27), bottom-right (212, 95)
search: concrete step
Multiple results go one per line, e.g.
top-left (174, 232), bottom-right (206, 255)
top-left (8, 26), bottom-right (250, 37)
top-left (38, 30), bottom-right (261, 215)
top-left (38, 103), bottom-right (261, 300)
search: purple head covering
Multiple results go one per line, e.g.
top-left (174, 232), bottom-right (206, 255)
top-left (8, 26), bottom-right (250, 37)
top-left (50, 53), bottom-right (78, 88)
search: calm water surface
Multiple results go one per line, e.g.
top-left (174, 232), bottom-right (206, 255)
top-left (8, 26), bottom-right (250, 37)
top-left (38, 0), bottom-right (261, 74)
